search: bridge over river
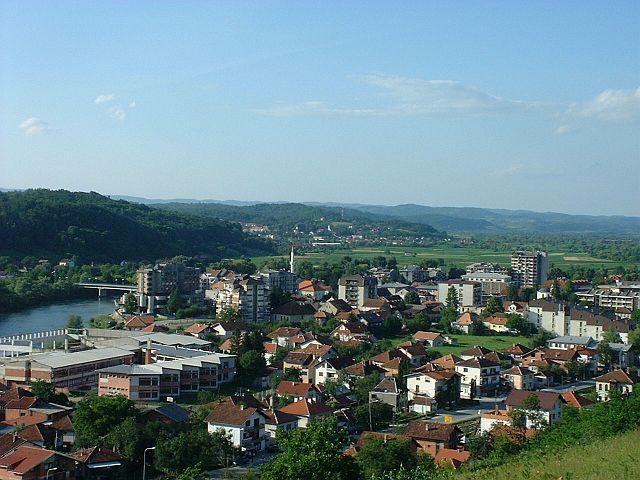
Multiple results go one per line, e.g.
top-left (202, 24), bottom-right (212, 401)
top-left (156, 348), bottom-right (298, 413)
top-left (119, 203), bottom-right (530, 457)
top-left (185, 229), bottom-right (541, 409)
top-left (74, 282), bottom-right (136, 297)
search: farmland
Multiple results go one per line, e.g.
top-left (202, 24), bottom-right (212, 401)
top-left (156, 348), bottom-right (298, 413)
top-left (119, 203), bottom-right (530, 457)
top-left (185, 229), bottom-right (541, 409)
top-left (251, 244), bottom-right (638, 271)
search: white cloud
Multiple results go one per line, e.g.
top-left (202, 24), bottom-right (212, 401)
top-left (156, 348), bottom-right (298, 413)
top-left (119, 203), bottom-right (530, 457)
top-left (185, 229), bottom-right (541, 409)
top-left (258, 74), bottom-right (527, 117)
top-left (357, 74), bottom-right (525, 115)
top-left (567, 87), bottom-right (640, 122)
top-left (129, 101), bottom-right (136, 108)
top-left (94, 93), bottom-right (116, 105)
top-left (107, 106), bottom-right (126, 121)
top-left (18, 117), bottom-right (50, 136)
top-left (555, 124), bottom-right (571, 135)
top-left (256, 101), bottom-right (383, 117)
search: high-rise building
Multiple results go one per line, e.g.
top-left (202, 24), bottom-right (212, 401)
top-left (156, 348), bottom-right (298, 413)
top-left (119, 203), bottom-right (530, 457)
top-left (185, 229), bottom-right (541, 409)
top-left (136, 262), bottom-right (202, 313)
top-left (259, 269), bottom-right (299, 294)
top-left (338, 274), bottom-right (378, 308)
top-left (216, 275), bottom-right (270, 323)
top-left (511, 251), bottom-right (548, 288)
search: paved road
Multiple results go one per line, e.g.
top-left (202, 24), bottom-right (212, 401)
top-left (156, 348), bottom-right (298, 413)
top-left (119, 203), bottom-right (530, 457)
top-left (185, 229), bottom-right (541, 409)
top-left (429, 380), bottom-right (596, 424)
top-left (541, 379), bottom-right (595, 393)
top-left (431, 395), bottom-right (507, 424)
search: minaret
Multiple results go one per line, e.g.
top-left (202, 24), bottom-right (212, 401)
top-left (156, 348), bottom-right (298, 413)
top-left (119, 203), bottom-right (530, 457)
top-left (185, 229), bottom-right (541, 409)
top-left (290, 244), bottom-right (295, 274)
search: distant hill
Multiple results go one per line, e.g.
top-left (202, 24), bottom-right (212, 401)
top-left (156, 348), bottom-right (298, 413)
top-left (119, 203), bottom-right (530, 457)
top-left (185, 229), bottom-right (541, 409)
top-left (342, 203), bottom-right (640, 234)
top-left (0, 190), bottom-right (274, 263)
top-left (155, 202), bottom-right (444, 239)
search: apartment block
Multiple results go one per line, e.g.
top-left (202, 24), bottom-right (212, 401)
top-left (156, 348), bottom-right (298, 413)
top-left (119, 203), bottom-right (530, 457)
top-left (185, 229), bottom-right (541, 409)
top-left (511, 251), bottom-right (548, 288)
top-left (338, 275), bottom-right (378, 308)
top-left (437, 281), bottom-right (482, 311)
top-left (461, 272), bottom-right (513, 298)
top-left (259, 269), bottom-right (299, 294)
top-left (216, 275), bottom-right (270, 323)
top-left (136, 262), bottom-right (202, 314)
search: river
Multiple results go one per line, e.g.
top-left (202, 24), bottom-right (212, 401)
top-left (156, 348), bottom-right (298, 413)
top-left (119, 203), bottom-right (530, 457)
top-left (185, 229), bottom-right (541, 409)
top-left (0, 298), bottom-right (117, 337)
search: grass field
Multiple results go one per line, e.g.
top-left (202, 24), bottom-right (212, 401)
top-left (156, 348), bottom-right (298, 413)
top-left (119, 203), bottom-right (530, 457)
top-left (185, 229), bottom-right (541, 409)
top-left (383, 333), bottom-right (533, 356)
top-left (251, 244), bottom-right (637, 271)
top-left (458, 429), bottom-right (640, 480)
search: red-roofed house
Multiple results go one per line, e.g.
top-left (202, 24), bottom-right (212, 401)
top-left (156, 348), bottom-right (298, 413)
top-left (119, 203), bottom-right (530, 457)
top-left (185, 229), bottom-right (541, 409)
top-left (0, 445), bottom-right (76, 480)
top-left (279, 398), bottom-right (333, 428)
top-left (275, 381), bottom-right (322, 402)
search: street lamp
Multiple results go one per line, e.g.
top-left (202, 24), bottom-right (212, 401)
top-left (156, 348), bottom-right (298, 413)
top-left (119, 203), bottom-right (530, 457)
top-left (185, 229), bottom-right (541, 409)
top-left (143, 446), bottom-right (156, 480)
top-left (46, 467), bottom-right (57, 480)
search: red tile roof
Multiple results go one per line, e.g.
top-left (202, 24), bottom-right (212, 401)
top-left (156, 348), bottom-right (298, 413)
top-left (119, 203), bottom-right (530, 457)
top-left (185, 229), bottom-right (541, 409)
top-left (279, 398), bottom-right (333, 417)
top-left (0, 446), bottom-right (55, 474)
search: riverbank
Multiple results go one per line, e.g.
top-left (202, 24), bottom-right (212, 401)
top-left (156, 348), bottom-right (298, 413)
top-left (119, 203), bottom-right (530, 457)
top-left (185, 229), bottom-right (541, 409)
top-left (0, 298), bottom-right (117, 336)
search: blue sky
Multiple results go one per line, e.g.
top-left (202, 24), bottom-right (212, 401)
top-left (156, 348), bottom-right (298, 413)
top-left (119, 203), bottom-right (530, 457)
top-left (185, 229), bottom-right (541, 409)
top-left (1, 1), bottom-right (639, 215)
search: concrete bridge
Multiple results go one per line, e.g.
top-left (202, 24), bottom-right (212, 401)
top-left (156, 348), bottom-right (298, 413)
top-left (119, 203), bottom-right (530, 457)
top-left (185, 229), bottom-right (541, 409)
top-left (74, 282), bottom-right (136, 297)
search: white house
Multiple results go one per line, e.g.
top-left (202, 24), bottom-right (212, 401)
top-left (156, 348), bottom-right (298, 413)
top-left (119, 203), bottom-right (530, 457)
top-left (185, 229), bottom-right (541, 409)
top-left (505, 390), bottom-right (563, 428)
top-left (455, 358), bottom-right (500, 399)
top-left (594, 369), bottom-right (638, 401)
top-left (479, 408), bottom-right (512, 434)
top-left (205, 397), bottom-right (267, 452)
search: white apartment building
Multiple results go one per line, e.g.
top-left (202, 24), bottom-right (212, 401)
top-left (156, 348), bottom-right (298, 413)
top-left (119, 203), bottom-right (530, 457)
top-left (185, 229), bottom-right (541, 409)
top-left (576, 285), bottom-right (640, 311)
top-left (437, 281), bottom-right (482, 311)
top-left (260, 269), bottom-right (300, 294)
top-left (455, 358), bottom-right (500, 399)
top-left (527, 299), bottom-right (571, 336)
top-left (338, 274), bottom-right (378, 308)
top-left (215, 275), bottom-right (270, 323)
top-left (511, 251), bottom-right (548, 288)
top-left (461, 272), bottom-right (513, 297)
top-left (527, 300), bottom-right (630, 341)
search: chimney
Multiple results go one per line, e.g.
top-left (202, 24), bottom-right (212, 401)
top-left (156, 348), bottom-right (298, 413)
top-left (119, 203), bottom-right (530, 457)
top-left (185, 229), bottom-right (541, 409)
top-left (240, 404), bottom-right (245, 410)
top-left (145, 339), bottom-right (152, 365)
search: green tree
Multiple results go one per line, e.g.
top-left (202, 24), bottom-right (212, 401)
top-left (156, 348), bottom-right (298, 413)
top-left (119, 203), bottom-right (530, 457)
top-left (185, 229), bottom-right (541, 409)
top-left (507, 283), bottom-right (520, 301)
top-left (281, 367), bottom-right (302, 382)
top-left (354, 373), bottom-right (383, 403)
top-left (483, 296), bottom-right (504, 317)
top-left (239, 349), bottom-right (267, 377)
top-left (439, 286), bottom-right (459, 332)
top-left (598, 341), bottom-right (614, 369)
top-left (175, 464), bottom-right (207, 480)
top-left (65, 314), bottom-right (83, 330)
top-left (154, 430), bottom-right (235, 475)
top-left (356, 437), bottom-right (417, 478)
top-left (602, 329), bottom-right (622, 344)
top-left (505, 313), bottom-right (536, 336)
top-left (260, 417), bottom-right (360, 480)
top-left (105, 416), bottom-right (142, 459)
top-left (217, 307), bottom-right (241, 322)
top-left (404, 291), bottom-right (420, 305)
top-left (29, 380), bottom-right (69, 405)
top-left (353, 402), bottom-right (394, 431)
top-left (166, 288), bottom-right (183, 315)
top-left (73, 394), bottom-right (138, 447)
top-left (628, 326), bottom-right (640, 353)
top-left (531, 330), bottom-right (554, 348)
top-left (124, 293), bottom-right (137, 313)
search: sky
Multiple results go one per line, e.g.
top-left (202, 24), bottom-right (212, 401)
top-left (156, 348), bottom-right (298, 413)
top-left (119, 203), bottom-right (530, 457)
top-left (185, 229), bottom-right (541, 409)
top-left (1, 1), bottom-right (639, 216)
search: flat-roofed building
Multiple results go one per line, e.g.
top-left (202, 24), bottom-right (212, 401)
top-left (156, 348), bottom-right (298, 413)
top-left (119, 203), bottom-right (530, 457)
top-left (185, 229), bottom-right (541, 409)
top-left (98, 353), bottom-right (237, 401)
top-left (1, 347), bottom-right (136, 389)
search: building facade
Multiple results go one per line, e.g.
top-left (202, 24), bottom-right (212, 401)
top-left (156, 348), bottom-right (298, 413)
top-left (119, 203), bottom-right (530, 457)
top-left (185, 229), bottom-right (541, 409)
top-left (511, 251), bottom-right (548, 288)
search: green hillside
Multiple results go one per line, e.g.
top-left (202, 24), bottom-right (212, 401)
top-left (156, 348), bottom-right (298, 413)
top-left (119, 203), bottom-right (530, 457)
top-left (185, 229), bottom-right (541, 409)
top-left (0, 189), bottom-right (274, 263)
top-left (458, 428), bottom-right (640, 480)
top-left (157, 202), bottom-right (444, 239)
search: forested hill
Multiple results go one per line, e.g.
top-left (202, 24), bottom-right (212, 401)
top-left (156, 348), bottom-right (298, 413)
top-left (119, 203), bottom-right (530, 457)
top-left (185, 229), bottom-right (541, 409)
top-left (155, 202), bottom-right (444, 239)
top-left (0, 190), bottom-right (274, 263)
